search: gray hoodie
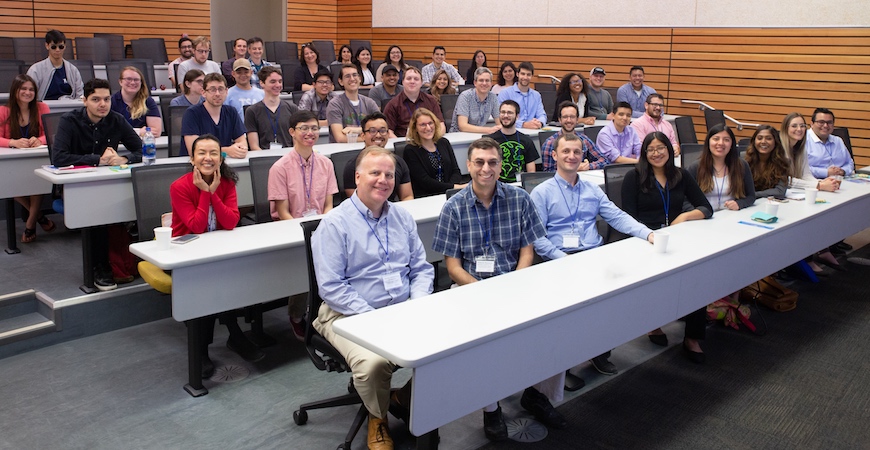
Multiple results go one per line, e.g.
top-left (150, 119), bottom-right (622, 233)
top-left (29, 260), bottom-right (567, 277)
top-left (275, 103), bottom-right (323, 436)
top-left (26, 58), bottom-right (84, 101)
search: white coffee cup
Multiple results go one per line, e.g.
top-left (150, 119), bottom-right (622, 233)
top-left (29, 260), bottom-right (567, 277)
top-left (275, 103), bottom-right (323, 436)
top-left (805, 188), bottom-right (819, 205)
top-left (347, 132), bottom-right (359, 144)
top-left (154, 227), bottom-right (172, 250)
top-left (764, 202), bottom-right (779, 216)
top-left (654, 230), bottom-right (670, 253)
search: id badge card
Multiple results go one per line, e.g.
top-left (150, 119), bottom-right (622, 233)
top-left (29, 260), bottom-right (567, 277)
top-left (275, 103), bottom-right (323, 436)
top-left (270, 141), bottom-right (283, 150)
top-left (475, 255), bottom-right (495, 274)
top-left (383, 271), bottom-right (403, 291)
top-left (563, 234), bottom-right (580, 248)
top-left (302, 208), bottom-right (319, 217)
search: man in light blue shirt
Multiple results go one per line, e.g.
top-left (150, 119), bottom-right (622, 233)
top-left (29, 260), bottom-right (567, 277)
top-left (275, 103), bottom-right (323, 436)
top-left (616, 65), bottom-right (657, 118)
top-left (312, 147), bottom-right (434, 449)
top-left (805, 107), bottom-right (853, 179)
top-left (225, 59), bottom-right (264, 118)
top-left (497, 61), bottom-right (547, 129)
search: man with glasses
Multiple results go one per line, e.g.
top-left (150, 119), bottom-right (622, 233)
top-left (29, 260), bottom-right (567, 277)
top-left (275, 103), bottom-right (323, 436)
top-left (180, 73), bottom-right (246, 157)
top-left (367, 65), bottom-right (404, 108)
top-left (384, 66), bottom-right (444, 137)
top-left (616, 66), bottom-right (657, 118)
top-left (631, 93), bottom-right (680, 155)
top-left (225, 59), bottom-right (264, 117)
top-left (297, 69), bottom-right (339, 127)
top-left (451, 67), bottom-right (500, 133)
top-left (27, 29), bottom-right (83, 101)
top-left (486, 100), bottom-right (538, 183)
top-left (541, 102), bottom-right (609, 172)
top-left (422, 46), bottom-right (463, 88)
top-left (433, 137), bottom-right (565, 442)
top-left (342, 112), bottom-right (413, 201)
top-left (327, 64), bottom-right (383, 143)
top-left (221, 37), bottom-right (247, 88)
top-left (176, 36), bottom-right (221, 91)
top-left (245, 66), bottom-right (298, 150)
top-left (169, 36), bottom-right (195, 88)
top-left (806, 107), bottom-right (853, 179)
top-left (496, 62), bottom-right (547, 129)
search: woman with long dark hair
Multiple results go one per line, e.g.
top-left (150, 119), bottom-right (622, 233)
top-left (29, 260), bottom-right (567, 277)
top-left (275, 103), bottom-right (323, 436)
top-left (744, 125), bottom-right (790, 198)
top-left (376, 45), bottom-right (409, 82)
top-left (686, 124), bottom-right (756, 212)
top-left (553, 72), bottom-right (595, 125)
top-left (353, 46), bottom-right (376, 89)
top-left (466, 50), bottom-right (487, 84)
top-left (491, 61), bottom-right (517, 95)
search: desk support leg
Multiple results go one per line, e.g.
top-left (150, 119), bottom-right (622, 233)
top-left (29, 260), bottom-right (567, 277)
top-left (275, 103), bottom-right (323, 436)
top-left (416, 429), bottom-right (439, 449)
top-left (79, 227), bottom-right (98, 294)
top-left (184, 318), bottom-right (209, 397)
top-left (5, 199), bottom-right (20, 254)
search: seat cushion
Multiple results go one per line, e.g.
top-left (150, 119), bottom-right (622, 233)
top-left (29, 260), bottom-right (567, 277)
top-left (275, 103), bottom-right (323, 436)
top-left (138, 261), bottom-right (172, 294)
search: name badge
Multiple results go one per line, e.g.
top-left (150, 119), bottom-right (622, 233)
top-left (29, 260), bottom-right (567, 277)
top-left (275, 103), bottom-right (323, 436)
top-left (563, 234), bottom-right (580, 248)
top-left (302, 209), bottom-right (319, 217)
top-left (475, 255), bottom-right (495, 274)
top-left (383, 271), bottom-right (403, 291)
top-left (270, 141), bottom-right (283, 150)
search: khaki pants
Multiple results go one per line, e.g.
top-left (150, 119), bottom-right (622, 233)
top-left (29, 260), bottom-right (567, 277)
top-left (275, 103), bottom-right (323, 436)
top-left (313, 303), bottom-right (395, 419)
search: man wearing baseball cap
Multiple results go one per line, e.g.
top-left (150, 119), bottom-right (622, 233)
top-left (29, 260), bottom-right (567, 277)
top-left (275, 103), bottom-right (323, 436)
top-left (225, 58), bottom-right (264, 118)
top-left (586, 67), bottom-right (614, 120)
top-left (367, 65), bottom-right (404, 108)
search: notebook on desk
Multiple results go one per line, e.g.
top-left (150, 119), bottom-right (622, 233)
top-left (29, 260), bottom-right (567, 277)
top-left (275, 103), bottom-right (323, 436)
top-left (41, 164), bottom-right (98, 175)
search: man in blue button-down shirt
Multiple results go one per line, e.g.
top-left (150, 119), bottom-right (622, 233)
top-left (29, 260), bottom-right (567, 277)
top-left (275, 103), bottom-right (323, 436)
top-left (312, 147), bottom-right (434, 449)
top-left (805, 107), bottom-right (854, 179)
top-left (496, 61), bottom-right (547, 129)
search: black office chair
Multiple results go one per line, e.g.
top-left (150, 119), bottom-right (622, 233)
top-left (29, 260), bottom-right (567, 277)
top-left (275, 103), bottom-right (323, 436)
top-left (69, 59), bottom-right (95, 84)
top-left (291, 90), bottom-right (305, 107)
top-left (393, 141), bottom-right (408, 161)
top-left (537, 130), bottom-right (557, 150)
top-left (93, 33), bottom-right (126, 61)
top-left (224, 41), bottom-right (236, 60)
top-left (330, 149), bottom-right (362, 204)
top-left (349, 40), bottom-right (370, 55)
top-left (249, 155), bottom-right (281, 224)
top-left (534, 82), bottom-right (556, 91)
top-left (168, 105), bottom-right (189, 158)
top-left (12, 38), bottom-right (47, 65)
top-left (358, 88), bottom-right (370, 98)
top-left (293, 218), bottom-right (369, 450)
top-left (681, 143), bottom-right (704, 170)
top-left (604, 87), bottom-right (618, 104)
top-left (704, 109), bottom-right (726, 133)
top-left (439, 93), bottom-right (459, 132)
top-left (583, 125), bottom-right (604, 143)
top-left (445, 187), bottom-right (462, 199)
top-left (131, 38), bottom-right (169, 65)
top-left (280, 61), bottom-right (301, 93)
top-left (0, 38), bottom-right (14, 59)
top-left (269, 41), bottom-right (298, 63)
top-left (603, 163), bottom-right (635, 243)
top-left (73, 37), bottom-right (111, 65)
top-left (457, 84), bottom-right (474, 93)
top-left (456, 59), bottom-right (471, 80)
top-left (539, 91), bottom-right (557, 124)
top-left (106, 59), bottom-right (155, 92)
top-left (329, 63), bottom-right (343, 85)
top-left (157, 93), bottom-right (180, 137)
top-left (832, 127), bottom-right (853, 160)
top-left (674, 116), bottom-right (698, 145)
top-left (312, 40), bottom-right (336, 65)
top-left (520, 172), bottom-right (552, 193)
top-left (0, 61), bottom-right (23, 90)
top-left (42, 112), bottom-right (65, 160)
top-left (405, 59), bottom-right (423, 70)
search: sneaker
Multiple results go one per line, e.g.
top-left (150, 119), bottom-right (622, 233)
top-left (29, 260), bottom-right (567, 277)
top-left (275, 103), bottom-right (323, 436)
top-left (94, 265), bottom-right (118, 291)
top-left (520, 387), bottom-right (567, 429)
top-left (227, 335), bottom-right (265, 362)
top-left (483, 405), bottom-right (508, 441)
top-left (590, 354), bottom-right (618, 375)
top-left (290, 317), bottom-right (306, 342)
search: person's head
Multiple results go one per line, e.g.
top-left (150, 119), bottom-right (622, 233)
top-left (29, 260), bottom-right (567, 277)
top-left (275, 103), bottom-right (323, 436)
top-left (6, 74), bottom-right (40, 138)
top-left (556, 72), bottom-right (585, 100)
top-left (432, 46), bottom-right (446, 65)
top-left (644, 93), bottom-right (665, 119)
top-left (499, 100), bottom-right (519, 129)
top-left (178, 37), bottom-right (194, 59)
top-left (629, 66), bottom-right (645, 89)
top-left (202, 73), bottom-right (227, 107)
top-left (354, 146), bottom-right (397, 209)
top-left (431, 69), bottom-right (450, 92)
top-left (471, 50), bottom-right (487, 69)
top-left (701, 124), bottom-right (745, 198)
top-left (312, 69), bottom-right (333, 96)
top-left (381, 66), bottom-right (400, 88)
top-left (402, 66), bottom-right (422, 95)
top-left (288, 110), bottom-right (319, 148)
top-left (247, 37), bottom-right (264, 61)
top-left (119, 66), bottom-right (148, 97)
top-left (636, 132), bottom-right (680, 193)
top-left (749, 125), bottom-right (780, 157)
top-left (232, 58), bottom-right (253, 86)
top-left (466, 137), bottom-right (502, 192)
top-left (338, 45), bottom-right (353, 64)
top-left (497, 61), bottom-right (517, 87)
top-left (612, 101), bottom-right (632, 129)
top-left (407, 108), bottom-right (443, 146)
top-left (190, 134), bottom-right (236, 183)
top-left (44, 30), bottom-right (67, 61)
top-left (385, 45), bottom-right (404, 65)
top-left (231, 38), bottom-right (247, 59)
top-left (339, 63), bottom-right (361, 91)
top-left (746, 125), bottom-right (789, 190)
top-left (704, 123), bottom-right (737, 162)
top-left (473, 67), bottom-right (493, 94)
top-left (82, 79), bottom-right (112, 122)
top-left (557, 101), bottom-right (579, 132)
top-left (361, 112), bottom-right (390, 147)
top-left (354, 46), bottom-right (372, 70)
top-left (811, 107), bottom-right (835, 141)
top-left (554, 132), bottom-right (587, 175)
top-left (192, 36), bottom-right (211, 64)
top-left (182, 69), bottom-right (205, 95)
top-left (259, 66), bottom-right (283, 96)
top-left (780, 112), bottom-right (806, 146)
top-left (517, 62), bottom-right (534, 88)
top-left (589, 67), bottom-right (606, 89)
top-left (300, 42), bottom-right (320, 65)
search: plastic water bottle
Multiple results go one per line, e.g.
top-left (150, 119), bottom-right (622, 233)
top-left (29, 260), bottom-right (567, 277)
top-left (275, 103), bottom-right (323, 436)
top-left (143, 127), bottom-right (156, 166)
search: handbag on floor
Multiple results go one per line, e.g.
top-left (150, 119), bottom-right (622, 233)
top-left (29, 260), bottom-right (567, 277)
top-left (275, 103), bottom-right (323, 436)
top-left (707, 295), bottom-right (756, 332)
top-left (739, 276), bottom-right (798, 312)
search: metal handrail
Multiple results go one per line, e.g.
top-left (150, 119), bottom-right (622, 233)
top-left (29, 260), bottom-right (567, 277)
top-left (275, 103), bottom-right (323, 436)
top-left (681, 100), bottom-right (759, 131)
top-left (539, 75), bottom-right (560, 84)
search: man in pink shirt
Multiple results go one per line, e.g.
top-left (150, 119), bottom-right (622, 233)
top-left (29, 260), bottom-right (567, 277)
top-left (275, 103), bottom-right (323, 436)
top-left (268, 110), bottom-right (338, 339)
top-left (630, 93), bottom-right (681, 156)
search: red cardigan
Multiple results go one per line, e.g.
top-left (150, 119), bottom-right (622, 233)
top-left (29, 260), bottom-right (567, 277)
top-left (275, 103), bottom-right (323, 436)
top-left (170, 172), bottom-right (240, 237)
top-left (0, 102), bottom-right (50, 147)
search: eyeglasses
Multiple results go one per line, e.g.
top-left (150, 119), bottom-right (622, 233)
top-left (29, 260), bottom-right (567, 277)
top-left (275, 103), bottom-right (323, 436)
top-left (195, 49), bottom-right (210, 54)
top-left (471, 159), bottom-right (500, 168)
top-left (365, 128), bottom-right (389, 135)
top-left (648, 103), bottom-right (664, 109)
top-left (814, 120), bottom-right (834, 127)
top-left (342, 73), bottom-right (360, 80)
top-left (204, 87), bottom-right (227, 94)
top-left (646, 146), bottom-right (668, 154)
top-left (192, 79), bottom-right (204, 85)
top-left (560, 115), bottom-right (578, 120)
top-left (499, 111), bottom-right (516, 116)
top-left (294, 125), bottom-right (319, 133)
top-left (121, 77), bottom-right (141, 84)
top-left (315, 80), bottom-right (332, 85)
top-left (569, 80), bottom-right (583, 85)
top-left (180, 44), bottom-right (193, 50)
top-left (417, 121), bottom-right (435, 129)
top-left (789, 123), bottom-right (807, 129)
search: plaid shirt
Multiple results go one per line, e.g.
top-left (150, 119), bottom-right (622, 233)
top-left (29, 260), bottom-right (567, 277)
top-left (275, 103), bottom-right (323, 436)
top-left (432, 182), bottom-right (545, 280)
top-left (541, 130), bottom-right (609, 172)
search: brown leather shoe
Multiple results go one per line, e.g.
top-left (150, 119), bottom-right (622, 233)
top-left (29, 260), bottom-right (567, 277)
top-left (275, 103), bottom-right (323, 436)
top-left (367, 414), bottom-right (393, 450)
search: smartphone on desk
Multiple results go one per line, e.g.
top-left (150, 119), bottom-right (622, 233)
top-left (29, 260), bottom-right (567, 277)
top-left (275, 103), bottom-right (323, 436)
top-left (172, 234), bottom-right (199, 244)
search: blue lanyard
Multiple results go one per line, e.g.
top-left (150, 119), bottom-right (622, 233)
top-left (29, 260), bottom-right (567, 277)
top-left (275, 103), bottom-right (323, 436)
top-left (405, 98), bottom-right (418, 119)
top-left (349, 98), bottom-right (362, 126)
top-left (557, 178), bottom-right (582, 232)
top-left (473, 199), bottom-right (496, 251)
top-left (713, 169), bottom-right (726, 210)
top-left (349, 197), bottom-right (390, 263)
top-left (317, 96), bottom-right (327, 119)
top-left (267, 102), bottom-right (281, 141)
top-left (296, 151), bottom-right (314, 207)
top-left (655, 180), bottom-right (670, 226)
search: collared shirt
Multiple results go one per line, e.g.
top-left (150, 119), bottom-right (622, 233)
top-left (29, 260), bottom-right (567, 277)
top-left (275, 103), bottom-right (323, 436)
top-left (486, 130), bottom-right (540, 182)
top-left (422, 62), bottom-right (463, 85)
top-left (51, 107), bottom-right (143, 167)
top-left (110, 91), bottom-right (161, 129)
top-left (616, 83), bottom-right (657, 118)
top-left (297, 90), bottom-right (340, 121)
top-left (805, 128), bottom-right (854, 178)
top-left (432, 182), bottom-right (545, 280)
top-left (541, 130), bottom-right (609, 172)
top-left (244, 100), bottom-right (299, 149)
top-left (312, 192), bottom-right (434, 315)
top-left (247, 58), bottom-right (273, 89)
top-left (530, 173), bottom-right (652, 260)
top-left (383, 90), bottom-right (444, 137)
top-left (226, 85), bottom-right (265, 117)
top-left (597, 122), bottom-right (641, 161)
top-left (267, 149), bottom-right (338, 220)
top-left (631, 112), bottom-right (678, 149)
top-left (497, 85), bottom-right (548, 127)
top-left (450, 88), bottom-right (499, 132)
top-left (180, 103), bottom-right (245, 156)
top-left (367, 83), bottom-right (404, 109)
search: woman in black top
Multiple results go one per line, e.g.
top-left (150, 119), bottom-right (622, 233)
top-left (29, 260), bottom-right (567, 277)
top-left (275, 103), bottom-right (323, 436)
top-left (403, 108), bottom-right (465, 197)
top-left (622, 132), bottom-right (713, 363)
top-left (295, 43), bottom-right (327, 91)
top-left (466, 50), bottom-right (487, 84)
top-left (553, 72), bottom-right (595, 125)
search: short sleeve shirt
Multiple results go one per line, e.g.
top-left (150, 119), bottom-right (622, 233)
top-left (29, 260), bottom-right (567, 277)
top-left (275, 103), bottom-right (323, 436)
top-left (267, 150), bottom-right (338, 220)
top-left (326, 94), bottom-right (381, 143)
top-left (180, 104), bottom-right (245, 156)
top-left (244, 100), bottom-right (299, 149)
top-left (110, 91), bottom-right (160, 129)
top-left (486, 130), bottom-right (540, 182)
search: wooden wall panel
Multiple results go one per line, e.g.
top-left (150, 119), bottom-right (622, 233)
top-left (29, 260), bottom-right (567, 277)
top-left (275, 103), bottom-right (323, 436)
top-left (336, 0), bottom-right (372, 50)
top-left (287, 0), bottom-right (336, 45)
top-left (0, 0), bottom-right (36, 36)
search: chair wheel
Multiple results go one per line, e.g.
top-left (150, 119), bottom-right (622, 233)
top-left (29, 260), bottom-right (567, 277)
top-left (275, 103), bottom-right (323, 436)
top-left (293, 409), bottom-right (308, 425)
top-left (337, 445), bottom-right (347, 450)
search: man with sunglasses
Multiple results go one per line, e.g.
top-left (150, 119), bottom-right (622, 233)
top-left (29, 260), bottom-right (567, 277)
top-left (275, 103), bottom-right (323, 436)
top-left (27, 29), bottom-right (83, 101)
top-left (342, 112), bottom-right (413, 201)
top-left (631, 93), bottom-right (680, 156)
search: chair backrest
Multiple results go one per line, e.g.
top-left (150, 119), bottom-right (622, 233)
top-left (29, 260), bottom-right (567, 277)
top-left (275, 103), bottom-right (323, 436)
top-left (0, 61), bottom-right (21, 91)
top-left (131, 163), bottom-right (191, 241)
top-left (68, 59), bottom-right (95, 84)
top-left (168, 105), bottom-right (189, 158)
top-left (674, 115), bottom-right (698, 145)
top-left (456, 59), bottom-right (471, 80)
top-left (604, 87), bottom-right (618, 104)
top-left (328, 63), bottom-right (343, 84)
top-left (279, 61), bottom-right (300, 93)
top-left (349, 40), bottom-right (370, 55)
top-left (42, 112), bottom-right (64, 160)
top-left (680, 143), bottom-right (704, 170)
top-left (268, 41), bottom-right (298, 63)
top-left (330, 149), bottom-right (362, 203)
top-left (393, 141), bottom-right (407, 161)
top-left (312, 40), bottom-right (335, 65)
top-left (520, 172), bottom-right (552, 193)
top-left (537, 130), bottom-right (557, 151)
top-left (131, 38), bottom-right (168, 65)
top-left (539, 90), bottom-right (557, 123)
top-left (157, 94), bottom-right (179, 137)
top-left (445, 187), bottom-right (462, 199)
top-left (358, 88), bottom-right (370, 98)
top-left (703, 108), bottom-right (726, 133)
top-left (457, 84), bottom-right (474, 93)
top-left (534, 82), bottom-right (556, 91)
top-left (832, 127), bottom-right (853, 159)
top-left (106, 59), bottom-right (155, 92)
top-left (405, 59), bottom-right (423, 70)
top-left (439, 93), bottom-right (459, 131)
top-left (73, 37), bottom-right (111, 65)
top-left (291, 90), bottom-right (305, 106)
top-left (249, 155), bottom-right (281, 224)
top-left (12, 38), bottom-right (48, 65)
top-left (583, 125), bottom-right (604, 143)
top-left (0, 38), bottom-right (14, 59)
top-left (93, 33), bottom-right (126, 61)
top-left (603, 163), bottom-right (636, 243)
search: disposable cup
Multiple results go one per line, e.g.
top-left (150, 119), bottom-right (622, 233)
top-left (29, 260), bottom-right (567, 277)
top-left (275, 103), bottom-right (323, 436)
top-left (654, 230), bottom-right (670, 253)
top-left (154, 227), bottom-right (172, 250)
top-left (805, 188), bottom-right (818, 205)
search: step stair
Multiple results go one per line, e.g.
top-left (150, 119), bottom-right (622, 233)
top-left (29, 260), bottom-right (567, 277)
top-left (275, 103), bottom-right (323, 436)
top-left (0, 290), bottom-right (61, 345)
